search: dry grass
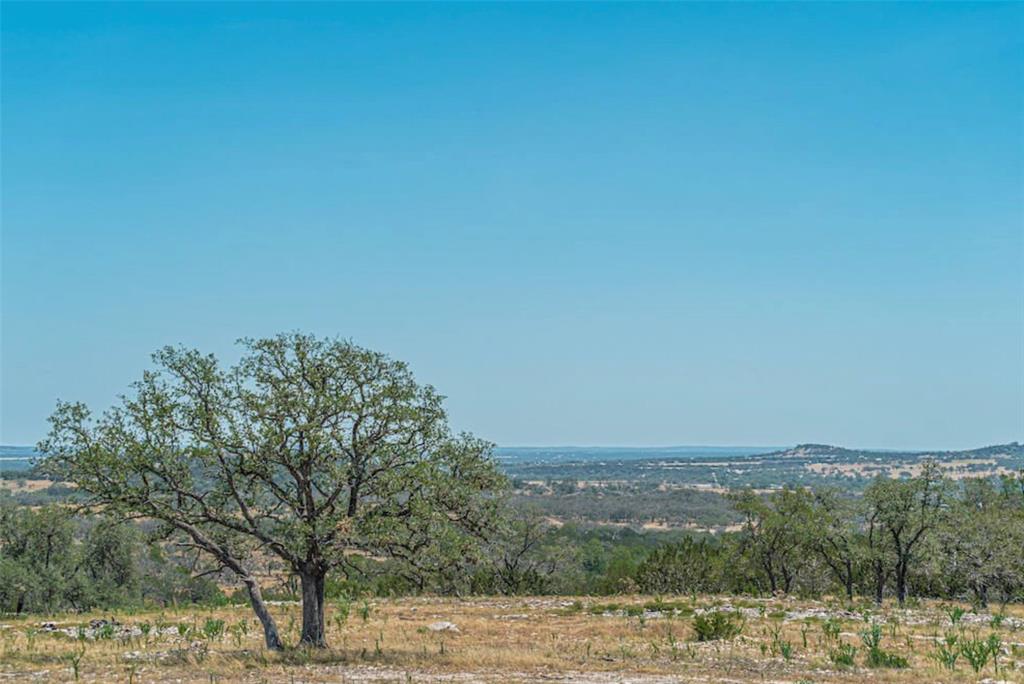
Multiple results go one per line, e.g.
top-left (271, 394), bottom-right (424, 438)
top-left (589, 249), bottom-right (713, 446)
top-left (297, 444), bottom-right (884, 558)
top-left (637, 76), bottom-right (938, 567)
top-left (804, 459), bottom-right (1017, 480)
top-left (1, 595), bottom-right (1022, 682)
top-left (0, 479), bottom-right (56, 494)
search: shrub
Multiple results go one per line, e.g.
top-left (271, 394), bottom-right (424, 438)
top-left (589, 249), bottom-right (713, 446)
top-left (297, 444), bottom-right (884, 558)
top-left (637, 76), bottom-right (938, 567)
top-left (692, 610), bottom-right (743, 641)
top-left (959, 632), bottom-right (1000, 674)
top-left (201, 618), bottom-right (225, 641)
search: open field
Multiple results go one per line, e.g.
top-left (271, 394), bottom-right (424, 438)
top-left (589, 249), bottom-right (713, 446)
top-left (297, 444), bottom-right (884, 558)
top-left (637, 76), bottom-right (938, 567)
top-left (0, 479), bottom-right (54, 494)
top-left (2, 596), bottom-right (1021, 683)
top-left (500, 444), bottom-right (1024, 493)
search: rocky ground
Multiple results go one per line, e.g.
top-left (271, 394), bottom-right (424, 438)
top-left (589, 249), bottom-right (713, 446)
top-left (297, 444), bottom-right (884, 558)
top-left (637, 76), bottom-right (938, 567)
top-left (1, 595), bottom-right (1022, 682)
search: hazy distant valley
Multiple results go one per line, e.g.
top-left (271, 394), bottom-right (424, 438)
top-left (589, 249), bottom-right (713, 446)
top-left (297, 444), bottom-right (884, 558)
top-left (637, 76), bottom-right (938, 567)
top-left (6, 442), bottom-right (1021, 531)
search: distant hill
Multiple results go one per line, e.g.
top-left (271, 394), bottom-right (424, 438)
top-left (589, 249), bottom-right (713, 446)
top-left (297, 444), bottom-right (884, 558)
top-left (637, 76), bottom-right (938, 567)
top-left (0, 446), bottom-right (38, 474)
top-left (494, 445), bottom-right (779, 463)
top-left (766, 442), bottom-right (1024, 460)
top-left (0, 446), bottom-right (37, 456)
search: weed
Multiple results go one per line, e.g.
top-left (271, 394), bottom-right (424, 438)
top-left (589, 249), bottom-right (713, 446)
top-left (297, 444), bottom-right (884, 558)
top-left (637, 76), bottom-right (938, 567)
top-left (767, 623), bottom-right (792, 660)
top-left (959, 632), bottom-right (993, 673)
top-left (229, 623), bottom-right (245, 648)
top-left (822, 618), bottom-right (842, 642)
top-left (333, 596), bottom-right (352, 629)
top-left (63, 646), bottom-right (86, 681)
top-left (828, 642), bottom-right (856, 668)
top-left (945, 605), bottom-right (966, 626)
top-left (987, 633), bottom-right (1002, 673)
top-left (860, 623), bottom-right (908, 668)
top-left (191, 640), bottom-right (210, 664)
top-left (665, 628), bottom-right (679, 661)
top-left (930, 632), bottom-right (959, 670)
top-left (202, 618), bottom-right (225, 641)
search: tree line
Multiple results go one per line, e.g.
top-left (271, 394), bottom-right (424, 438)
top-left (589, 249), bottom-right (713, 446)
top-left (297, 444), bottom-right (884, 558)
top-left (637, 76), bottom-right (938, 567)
top-left (0, 506), bottom-right (225, 614)
top-left (4, 470), bottom-right (1022, 617)
top-left (635, 470), bottom-right (1024, 608)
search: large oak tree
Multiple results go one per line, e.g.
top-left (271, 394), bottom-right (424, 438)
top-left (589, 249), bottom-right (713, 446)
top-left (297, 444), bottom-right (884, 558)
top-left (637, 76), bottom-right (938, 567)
top-left (41, 333), bottom-right (506, 649)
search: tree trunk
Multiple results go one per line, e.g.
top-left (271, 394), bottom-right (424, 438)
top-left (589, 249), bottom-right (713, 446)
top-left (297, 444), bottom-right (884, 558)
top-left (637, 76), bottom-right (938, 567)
top-left (873, 561), bottom-right (885, 606)
top-left (243, 577), bottom-right (283, 650)
top-left (975, 582), bottom-right (988, 610)
top-left (299, 570), bottom-right (327, 647)
top-left (844, 560), bottom-right (854, 601)
top-left (764, 559), bottom-right (778, 594)
top-left (895, 561), bottom-right (908, 607)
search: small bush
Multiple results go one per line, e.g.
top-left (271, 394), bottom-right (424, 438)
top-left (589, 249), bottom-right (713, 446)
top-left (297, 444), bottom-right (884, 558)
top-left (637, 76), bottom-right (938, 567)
top-left (201, 618), bottom-right (225, 641)
top-left (692, 610), bottom-right (743, 641)
top-left (587, 602), bottom-right (621, 615)
top-left (642, 599), bottom-right (691, 616)
top-left (959, 632), bottom-right (1000, 674)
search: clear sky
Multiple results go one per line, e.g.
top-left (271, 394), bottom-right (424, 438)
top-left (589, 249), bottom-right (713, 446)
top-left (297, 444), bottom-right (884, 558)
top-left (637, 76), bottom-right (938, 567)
top-left (2, 2), bottom-right (1021, 450)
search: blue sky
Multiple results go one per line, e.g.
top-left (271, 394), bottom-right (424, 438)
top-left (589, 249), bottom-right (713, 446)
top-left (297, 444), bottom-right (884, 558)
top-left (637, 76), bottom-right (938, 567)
top-left (2, 2), bottom-right (1021, 449)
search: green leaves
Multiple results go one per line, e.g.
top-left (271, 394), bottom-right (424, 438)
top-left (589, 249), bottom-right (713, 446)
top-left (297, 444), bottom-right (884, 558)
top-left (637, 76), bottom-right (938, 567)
top-left (692, 610), bottom-right (744, 641)
top-left (39, 332), bottom-right (505, 587)
top-left (39, 333), bottom-right (507, 648)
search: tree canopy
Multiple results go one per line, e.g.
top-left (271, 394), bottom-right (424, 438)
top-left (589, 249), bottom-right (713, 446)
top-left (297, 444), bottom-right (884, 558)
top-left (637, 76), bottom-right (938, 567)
top-left (41, 333), bottom-right (506, 648)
